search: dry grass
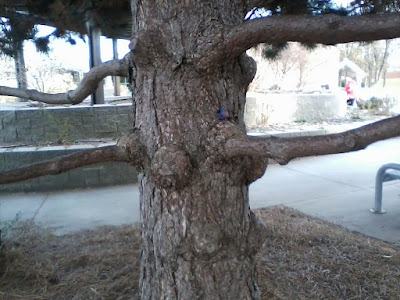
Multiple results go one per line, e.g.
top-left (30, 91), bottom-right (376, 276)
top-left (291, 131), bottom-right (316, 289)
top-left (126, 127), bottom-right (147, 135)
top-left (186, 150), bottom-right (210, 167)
top-left (256, 206), bottom-right (400, 300)
top-left (0, 222), bottom-right (141, 300)
top-left (1, 206), bottom-right (399, 300)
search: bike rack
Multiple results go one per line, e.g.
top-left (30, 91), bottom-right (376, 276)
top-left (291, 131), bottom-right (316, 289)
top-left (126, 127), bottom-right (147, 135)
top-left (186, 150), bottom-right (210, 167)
top-left (370, 163), bottom-right (400, 214)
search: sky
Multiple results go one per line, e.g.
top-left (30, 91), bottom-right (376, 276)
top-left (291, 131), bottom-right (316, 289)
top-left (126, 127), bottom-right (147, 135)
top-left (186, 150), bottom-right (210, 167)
top-left (334, 0), bottom-right (352, 7)
top-left (28, 25), bottom-right (131, 72)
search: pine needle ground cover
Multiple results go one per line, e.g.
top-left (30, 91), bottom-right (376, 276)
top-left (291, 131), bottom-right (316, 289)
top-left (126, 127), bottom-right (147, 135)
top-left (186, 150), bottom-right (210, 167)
top-left (1, 206), bottom-right (399, 300)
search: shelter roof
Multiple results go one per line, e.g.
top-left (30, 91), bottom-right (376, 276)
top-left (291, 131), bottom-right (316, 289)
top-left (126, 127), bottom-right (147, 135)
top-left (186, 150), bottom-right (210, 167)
top-left (339, 58), bottom-right (367, 79)
top-left (0, 0), bottom-right (132, 40)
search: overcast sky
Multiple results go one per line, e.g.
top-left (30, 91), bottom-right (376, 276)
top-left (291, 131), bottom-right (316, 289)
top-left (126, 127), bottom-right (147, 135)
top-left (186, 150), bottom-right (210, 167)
top-left (28, 25), bottom-right (130, 72)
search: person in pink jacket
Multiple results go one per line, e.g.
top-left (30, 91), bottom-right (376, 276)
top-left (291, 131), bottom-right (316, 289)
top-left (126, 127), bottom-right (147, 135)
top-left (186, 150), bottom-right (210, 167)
top-left (345, 79), bottom-right (357, 106)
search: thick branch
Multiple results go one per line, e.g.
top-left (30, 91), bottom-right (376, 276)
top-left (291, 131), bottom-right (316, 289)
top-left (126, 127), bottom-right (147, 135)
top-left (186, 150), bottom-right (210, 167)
top-left (0, 53), bottom-right (131, 104)
top-left (0, 145), bottom-right (129, 184)
top-left (0, 132), bottom-right (145, 184)
top-left (200, 13), bottom-right (400, 68)
top-left (225, 115), bottom-right (400, 165)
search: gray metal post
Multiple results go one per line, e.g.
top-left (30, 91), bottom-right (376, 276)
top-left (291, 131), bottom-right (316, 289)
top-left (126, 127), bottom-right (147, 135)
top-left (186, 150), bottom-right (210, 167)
top-left (371, 166), bottom-right (386, 214)
top-left (369, 163), bottom-right (400, 214)
top-left (86, 18), bottom-right (105, 105)
top-left (112, 39), bottom-right (121, 96)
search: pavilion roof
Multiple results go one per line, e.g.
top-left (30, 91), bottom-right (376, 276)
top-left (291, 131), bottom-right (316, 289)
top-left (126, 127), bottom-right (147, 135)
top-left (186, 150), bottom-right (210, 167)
top-left (0, 0), bottom-right (132, 40)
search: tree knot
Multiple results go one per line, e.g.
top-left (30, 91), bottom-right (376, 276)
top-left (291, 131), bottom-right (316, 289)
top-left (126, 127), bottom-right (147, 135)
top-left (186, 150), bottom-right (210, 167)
top-left (117, 131), bottom-right (145, 167)
top-left (151, 145), bottom-right (192, 189)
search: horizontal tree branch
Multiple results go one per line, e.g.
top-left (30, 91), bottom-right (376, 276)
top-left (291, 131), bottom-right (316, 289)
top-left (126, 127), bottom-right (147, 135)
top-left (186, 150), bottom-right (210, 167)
top-left (0, 53), bottom-right (131, 104)
top-left (225, 115), bottom-right (400, 165)
top-left (0, 145), bottom-right (129, 184)
top-left (0, 132), bottom-right (144, 185)
top-left (200, 13), bottom-right (400, 68)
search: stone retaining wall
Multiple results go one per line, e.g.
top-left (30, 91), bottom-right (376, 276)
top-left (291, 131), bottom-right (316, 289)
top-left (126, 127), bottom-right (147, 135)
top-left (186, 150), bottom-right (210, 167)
top-left (1, 95), bottom-right (346, 145)
top-left (0, 104), bottom-right (133, 145)
top-left (245, 91), bottom-right (347, 128)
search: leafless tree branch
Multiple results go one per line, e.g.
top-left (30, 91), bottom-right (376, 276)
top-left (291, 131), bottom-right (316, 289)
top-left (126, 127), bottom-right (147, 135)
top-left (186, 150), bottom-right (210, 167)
top-left (199, 13), bottom-right (400, 68)
top-left (0, 131), bottom-right (146, 184)
top-left (0, 145), bottom-right (129, 184)
top-left (0, 52), bottom-right (132, 104)
top-left (225, 115), bottom-right (400, 165)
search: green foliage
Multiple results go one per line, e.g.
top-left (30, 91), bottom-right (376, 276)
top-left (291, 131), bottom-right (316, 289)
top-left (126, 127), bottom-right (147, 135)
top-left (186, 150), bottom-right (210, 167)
top-left (33, 28), bottom-right (80, 54)
top-left (253, 0), bottom-right (348, 16)
top-left (252, 0), bottom-right (351, 61)
top-left (0, 17), bottom-right (36, 57)
top-left (35, 37), bottom-right (51, 53)
top-left (0, 14), bottom-right (81, 58)
top-left (260, 42), bottom-right (289, 60)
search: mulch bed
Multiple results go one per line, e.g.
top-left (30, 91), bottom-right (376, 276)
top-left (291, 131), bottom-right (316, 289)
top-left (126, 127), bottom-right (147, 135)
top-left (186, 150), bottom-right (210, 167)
top-left (1, 206), bottom-right (399, 300)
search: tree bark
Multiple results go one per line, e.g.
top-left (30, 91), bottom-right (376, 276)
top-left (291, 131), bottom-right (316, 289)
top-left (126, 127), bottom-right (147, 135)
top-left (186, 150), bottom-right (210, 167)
top-left (130, 2), bottom-right (268, 298)
top-left (134, 43), bottom-right (265, 300)
top-left (127, 2), bottom-right (400, 298)
top-left (14, 43), bottom-right (28, 100)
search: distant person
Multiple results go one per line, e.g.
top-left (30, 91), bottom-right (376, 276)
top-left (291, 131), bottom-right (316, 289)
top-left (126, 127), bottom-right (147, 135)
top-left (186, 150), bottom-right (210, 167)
top-left (345, 79), bottom-right (357, 106)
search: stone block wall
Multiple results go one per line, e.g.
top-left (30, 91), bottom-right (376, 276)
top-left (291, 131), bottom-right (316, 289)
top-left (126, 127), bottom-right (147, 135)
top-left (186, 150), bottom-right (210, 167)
top-left (0, 104), bottom-right (134, 145)
top-left (245, 91), bottom-right (347, 128)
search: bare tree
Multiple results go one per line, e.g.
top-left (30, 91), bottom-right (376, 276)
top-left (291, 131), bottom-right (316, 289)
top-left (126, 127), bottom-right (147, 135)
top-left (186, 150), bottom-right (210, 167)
top-left (339, 39), bottom-right (392, 87)
top-left (1, 1), bottom-right (400, 299)
top-left (27, 57), bottom-right (74, 93)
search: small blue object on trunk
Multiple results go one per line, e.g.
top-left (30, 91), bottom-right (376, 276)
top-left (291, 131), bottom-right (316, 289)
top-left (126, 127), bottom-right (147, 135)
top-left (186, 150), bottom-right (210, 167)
top-left (218, 108), bottom-right (229, 120)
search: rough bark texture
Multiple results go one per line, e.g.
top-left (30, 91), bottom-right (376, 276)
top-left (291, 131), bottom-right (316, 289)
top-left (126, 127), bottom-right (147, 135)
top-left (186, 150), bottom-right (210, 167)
top-left (130, 2), bottom-right (267, 299)
top-left (14, 44), bottom-right (28, 92)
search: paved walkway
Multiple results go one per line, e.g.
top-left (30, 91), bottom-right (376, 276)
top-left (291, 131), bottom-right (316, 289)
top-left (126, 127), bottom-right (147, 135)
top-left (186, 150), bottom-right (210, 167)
top-left (1, 137), bottom-right (400, 242)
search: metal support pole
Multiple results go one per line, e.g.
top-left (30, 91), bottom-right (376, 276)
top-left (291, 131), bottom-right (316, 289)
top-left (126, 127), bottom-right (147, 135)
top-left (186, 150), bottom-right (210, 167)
top-left (86, 18), bottom-right (105, 105)
top-left (112, 39), bottom-right (121, 96)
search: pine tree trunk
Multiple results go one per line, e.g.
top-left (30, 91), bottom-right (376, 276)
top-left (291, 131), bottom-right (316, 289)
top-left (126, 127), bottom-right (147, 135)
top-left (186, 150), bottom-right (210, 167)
top-left (130, 2), bottom-right (267, 298)
top-left (14, 44), bottom-right (28, 92)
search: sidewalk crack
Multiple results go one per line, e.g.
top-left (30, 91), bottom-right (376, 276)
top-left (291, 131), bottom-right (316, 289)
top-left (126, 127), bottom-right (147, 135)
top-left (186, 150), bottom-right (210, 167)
top-left (31, 194), bottom-right (48, 221)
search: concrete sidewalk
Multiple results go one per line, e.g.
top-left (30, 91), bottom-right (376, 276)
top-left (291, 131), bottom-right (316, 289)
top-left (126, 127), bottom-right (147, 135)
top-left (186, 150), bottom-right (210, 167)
top-left (1, 137), bottom-right (400, 242)
top-left (251, 136), bottom-right (400, 243)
